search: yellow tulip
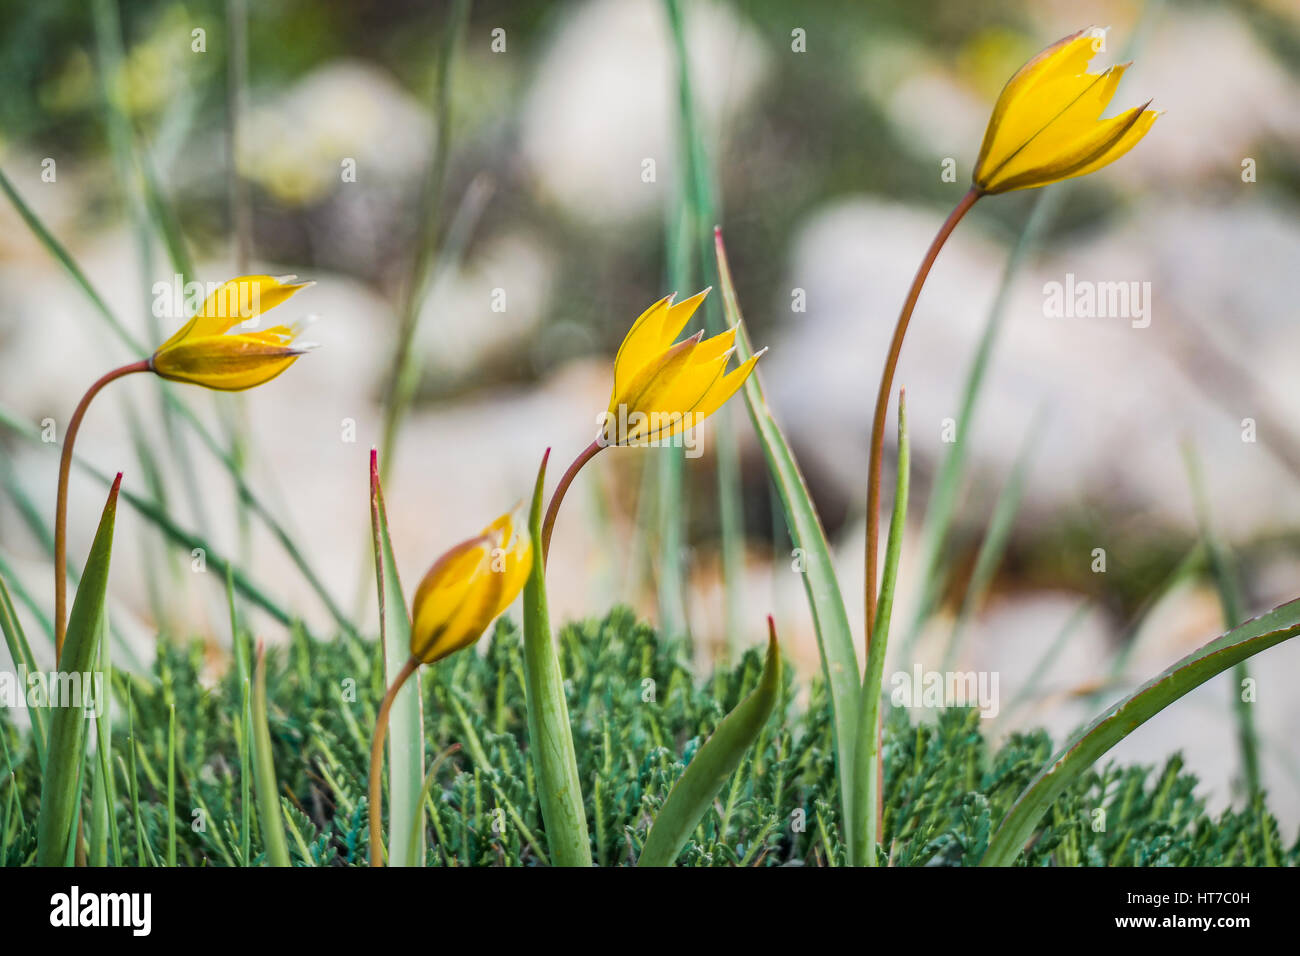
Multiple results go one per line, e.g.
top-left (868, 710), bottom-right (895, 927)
top-left (602, 289), bottom-right (763, 446)
top-left (150, 274), bottom-right (316, 390)
top-left (409, 511), bottom-right (532, 664)
top-left (972, 27), bottom-right (1159, 195)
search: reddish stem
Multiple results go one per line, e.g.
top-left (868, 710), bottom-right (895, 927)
top-left (54, 359), bottom-right (151, 661)
top-left (865, 187), bottom-right (980, 652)
top-left (368, 654), bottom-right (420, 867)
top-left (540, 439), bottom-right (604, 565)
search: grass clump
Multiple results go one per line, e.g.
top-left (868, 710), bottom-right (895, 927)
top-left (1, 608), bottom-right (1292, 867)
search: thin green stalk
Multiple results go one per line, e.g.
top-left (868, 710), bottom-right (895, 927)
top-left (905, 189), bottom-right (1061, 652)
top-left (368, 450), bottom-right (425, 866)
top-left (941, 407), bottom-right (1046, 671)
top-left (36, 476), bottom-right (119, 866)
top-left (1182, 442), bottom-right (1260, 797)
top-left (715, 228), bottom-right (860, 855)
top-left (522, 450), bottom-right (591, 866)
top-left (0, 169), bottom-right (352, 637)
top-left (251, 643), bottom-right (291, 867)
top-left (166, 703), bottom-right (176, 866)
top-left (663, 0), bottom-right (745, 650)
top-left (380, 0), bottom-right (472, 480)
top-left (853, 392), bottom-right (909, 867)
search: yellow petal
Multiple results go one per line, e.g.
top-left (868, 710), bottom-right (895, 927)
top-left (973, 27), bottom-right (1156, 194)
top-left (410, 535), bottom-right (492, 662)
top-left (157, 275), bottom-right (311, 352)
top-left (975, 28), bottom-right (1103, 178)
top-left (609, 290), bottom-right (709, 410)
top-left (149, 335), bottom-right (306, 391)
top-left (609, 331), bottom-right (702, 416)
top-left (610, 295), bottom-right (673, 408)
top-left (685, 353), bottom-right (762, 428)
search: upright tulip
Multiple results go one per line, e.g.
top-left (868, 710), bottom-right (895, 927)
top-left (856, 26), bottom-right (1158, 868)
top-left (52, 275), bottom-right (315, 658)
top-left (865, 26), bottom-right (1158, 639)
top-left (972, 27), bottom-right (1159, 195)
top-left (541, 289), bottom-right (763, 561)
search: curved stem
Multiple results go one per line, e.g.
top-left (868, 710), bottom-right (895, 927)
top-left (368, 654), bottom-right (420, 867)
top-left (540, 439), bottom-right (604, 565)
top-left (865, 187), bottom-right (980, 651)
top-left (54, 359), bottom-right (151, 661)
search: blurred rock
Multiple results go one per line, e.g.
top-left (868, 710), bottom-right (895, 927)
top-left (521, 0), bottom-right (768, 223)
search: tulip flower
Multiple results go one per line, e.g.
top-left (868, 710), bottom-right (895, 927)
top-left (864, 26), bottom-right (1157, 640)
top-left (972, 27), bottom-right (1159, 195)
top-left (52, 275), bottom-right (315, 659)
top-left (854, 25), bottom-right (1158, 869)
top-left (541, 289), bottom-right (763, 561)
top-left (150, 274), bottom-right (317, 390)
top-left (368, 507), bottom-right (532, 866)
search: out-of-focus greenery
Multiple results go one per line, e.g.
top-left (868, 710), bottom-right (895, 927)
top-left (1, 609), bottom-right (1291, 865)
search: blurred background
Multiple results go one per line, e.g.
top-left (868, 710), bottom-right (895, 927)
top-left (3, 0), bottom-right (1300, 826)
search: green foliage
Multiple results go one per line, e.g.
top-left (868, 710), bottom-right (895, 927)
top-left (1, 609), bottom-right (1294, 866)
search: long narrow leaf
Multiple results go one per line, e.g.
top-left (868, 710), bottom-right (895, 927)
top-left (714, 228), bottom-right (860, 849)
top-left (852, 392), bottom-right (909, 866)
top-left (0, 575), bottom-right (47, 765)
top-left (251, 642), bottom-right (291, 867)
top-left (35, 474), bottom-right (120, 865)
top-left (369, 449), bottom-right (425, 866)
top-left (638, 619), bottom-right (782, 866)
top-left (981, 597), bottom-right (1300, 866)
top-left (522, 450), bottom-right (591, 866)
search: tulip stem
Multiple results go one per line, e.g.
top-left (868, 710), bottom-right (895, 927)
top-left (54, 359), bottom-right (151, 661)
top-left (540, 439), bottom-right (604, 565)
top-left (368, 654), bottom-right (421, 867)
top-left (864, 187), bottom-right (980, 651)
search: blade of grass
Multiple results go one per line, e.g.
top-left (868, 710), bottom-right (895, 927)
top-left (523, 450), bottom-right (591, 866)
top-left (0, 171), bottom-right (353, 637)
top-left (251, 642), bottom-right (291, 867)
top-left (981, 595), bottom-right (1300, 866)
top-left (0, 401), bottom-right (302, 632)
top-left (905, 191), bottom-right (1061, 653)
top-left (852, 391), bottom-right (909, 867)
top-left (166, 702), bottom-right (176, 866)
top-left (379, 0), bottom-right (472, 480)
top-left (1001, 598), bottom-right (1093, 721)
top-left (1182, 441), bottom-right (1260, 797)
top-left (35, 474), bottom-right (120, 866)
top-left (89, 611), bottom-right (119, 865)
top-left (941, 407), bottom-right (1047, 671)
top-left (714, 228), bottom-right (860, 852)
top-left (638, 618), bottom-right (782, 866)
top-left (369, 450), bottom-right (425, 866)
top-left (663, 0), bottom-right (745, 650)
top-left (0, 574), bottom-right (47, 765)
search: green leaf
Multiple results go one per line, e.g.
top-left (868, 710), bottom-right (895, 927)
top-left (645, 626), bottom-right (783, 866)
top-left (369, 450), bottom-right (425, 866)
top-left (0, 574), bottom-right (46, 766)
top-left (639, 621), bottom-right (782, 866)
top-left (522, 450), bottom-right (591, 866)
top-left (852, 392), bottom-right (909, 866)
top-left (981, 598), bottom-right (1300, 866)
top-left (35, 474), bottom-right (120, 866)
top-left (714, 228), bottom-right (860, 850)
top-left (251, 643), bottom-right (291, 867)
